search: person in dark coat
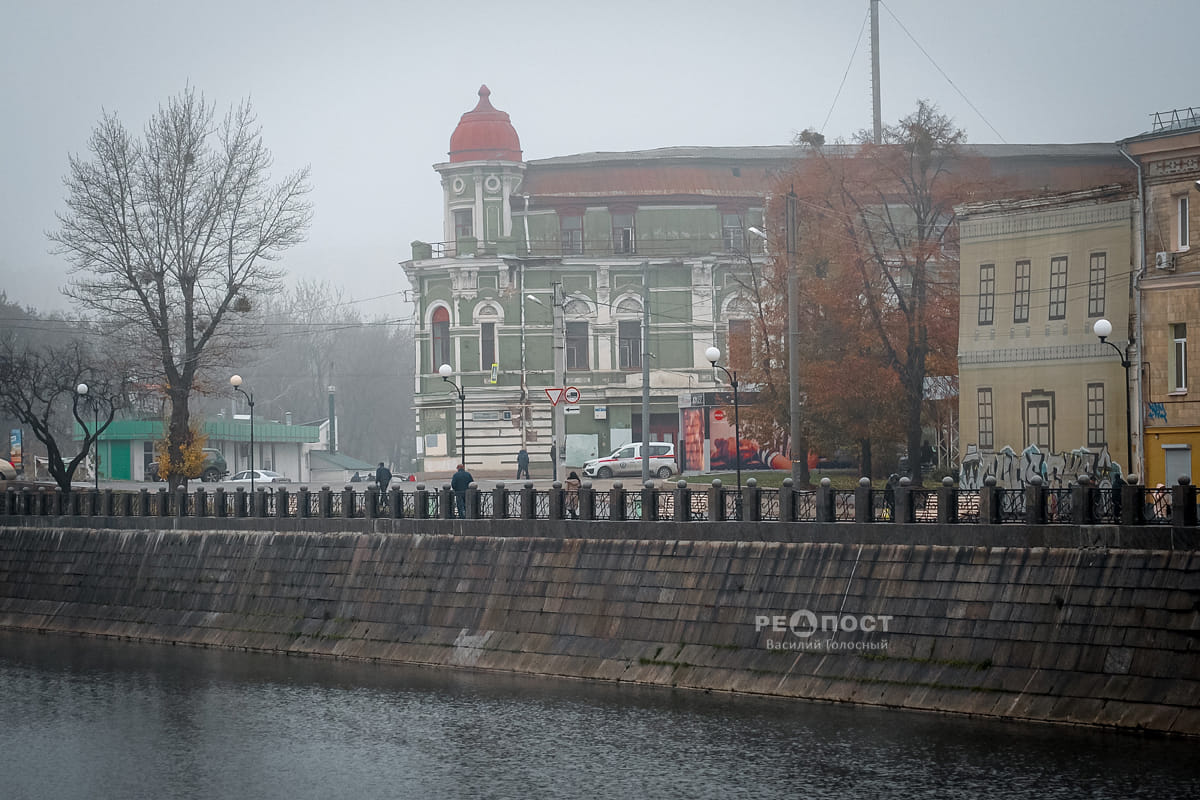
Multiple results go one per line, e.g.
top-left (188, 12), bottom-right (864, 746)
top-left (564, 471), bottom-right (581, 519)
top-left (450, 463), bottom-right (474, 518)
top-left (375, 462), bottom-right (392, 493)
top-left (884, 474), bottom-right (899, 519)
top-left (516, 448), bottom-right (530, 480)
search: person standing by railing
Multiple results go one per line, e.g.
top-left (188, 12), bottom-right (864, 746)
top-left (451, 464), bottom-right (474, 518)
top-left (564, 471), bottom-right (581, 519)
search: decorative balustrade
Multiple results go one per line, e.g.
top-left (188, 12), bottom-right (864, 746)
top-left (3, 475), bottom-right (1196, 527)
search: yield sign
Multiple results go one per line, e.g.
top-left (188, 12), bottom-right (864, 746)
top-left (545, 387), bottom-right (564, 406)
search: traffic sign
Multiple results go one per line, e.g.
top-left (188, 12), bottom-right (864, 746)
top-left (714, 409), bottom-right (726, 421)
top-left (545, 387), bottom-right (564, 406)
top-left (564, 386), bottom-right (581, 404)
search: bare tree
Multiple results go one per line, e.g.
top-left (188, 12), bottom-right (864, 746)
top-left (0, 337), bottom-right (127, 492)
top-left (51, 88), bottom-right (312, 488)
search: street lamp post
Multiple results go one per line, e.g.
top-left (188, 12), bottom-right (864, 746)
top-left (230, 375), bottom-right (256, 493)
top-left (1093, 319), bottom-right (1134, 475)
top-left (705, 346), bottom-right (742, 520)
top-left (439, 364), bottom-right (466, 465)
top-left (75, 382), bottom-right (99, 491)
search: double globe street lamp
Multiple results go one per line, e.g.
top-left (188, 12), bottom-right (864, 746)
top-left (230, 374), bottom-right (256, 493)
top-left (439, 364), bottom-right (466, 465)
top-left (705, 346), bottom-right (742, 520)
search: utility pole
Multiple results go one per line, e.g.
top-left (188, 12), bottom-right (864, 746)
top-left (552, 281), bottom-right (564, 483)
top-left (641, 261), bottom-right (651, 486)
top-left (871, 0), bottom-right (882, 145)
top-left (786, 191), bottom-right (808, 485)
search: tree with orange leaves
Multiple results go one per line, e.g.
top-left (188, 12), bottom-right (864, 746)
top-left (749, 102), bottom-right (976, 480)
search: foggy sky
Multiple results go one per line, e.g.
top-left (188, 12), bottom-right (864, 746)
top-left (2, 0), bottom-right (1196, 319)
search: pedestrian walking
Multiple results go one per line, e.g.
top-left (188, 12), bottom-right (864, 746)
top-left (375, 462), bottom-right (392, 493)
top-left (516, 448), bottom-right (530, 480)
top-left (451, 463), bottom-right (474, 518)
top-left (564, 470), bottom-right (581, 519)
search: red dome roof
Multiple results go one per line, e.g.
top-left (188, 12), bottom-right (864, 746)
top-left (448, 85), bottom-right (523, 163)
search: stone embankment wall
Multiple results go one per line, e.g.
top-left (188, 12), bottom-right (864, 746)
top-left (0, 518), bottom-right (1197, 736)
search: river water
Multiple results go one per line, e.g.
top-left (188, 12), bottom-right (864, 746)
top-left (0, 630), bottom-right (1195, 800)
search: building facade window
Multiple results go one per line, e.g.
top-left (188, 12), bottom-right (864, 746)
top-left (431, 306), bottom-right (451, 371)
top-left (1088, 252), bottom-right (1106, 318)
top-left (978, 264), bottom-right (995, 325)
top-left (1023, 392), bottom-right (1054, 451)
top-left (566, 321), bottom-right (589, 370)
top-left (612, 213), bottom-right (635, 254)
top-left (1048, 256), bottom-right (1068, 320)
top-left (454, 209), bottom-right (473, 240)
top-left (560, 214), bottom-right (583, 255)
top-left (1171, 322), bottom-right (1188, 393)
top-left (722, 213), bottom-right (744, 252)
top-left (1013, 260), bottom-right (1030, 323)
top-left (977, 388), bottom-right (994, 450)
top-left (618, 320), bottom-right (641, 369)
top-left (1179, 195), bottom-right (1190, 250)
top-left (1087, 382), bottom-right (1105, 448)
top-left (479, 321), bottom-right (495, 372)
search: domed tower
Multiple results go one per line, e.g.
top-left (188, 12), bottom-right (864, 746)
top-left (436, 85), bottom-right (526, 252)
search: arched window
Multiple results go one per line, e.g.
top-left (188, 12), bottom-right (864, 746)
top-left (431, 306), bottom-right (451, 371)
top-left (475, 304), bottom-right (501, 372)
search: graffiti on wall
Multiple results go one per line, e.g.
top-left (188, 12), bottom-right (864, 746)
top-left (959, 443), bottom-right (1118, 490)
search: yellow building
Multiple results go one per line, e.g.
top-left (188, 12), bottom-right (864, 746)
top-left (1124, 109), bottom-right (1200, 485)
top-left (957, 185), bottom-right (1137, 473)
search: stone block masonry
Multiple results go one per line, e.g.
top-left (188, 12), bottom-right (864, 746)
top-left (0, 522), bottom-right (1197, 736)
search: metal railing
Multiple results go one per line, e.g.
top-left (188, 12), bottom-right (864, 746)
top-left (4, 478), bottom-right (1196, 527)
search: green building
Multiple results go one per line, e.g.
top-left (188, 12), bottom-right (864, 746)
top-left (402, 86), bottom-right (789, 477)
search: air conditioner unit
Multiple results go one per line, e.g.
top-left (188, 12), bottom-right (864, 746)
top-left (1156, 251), bottom-right (1177, 271)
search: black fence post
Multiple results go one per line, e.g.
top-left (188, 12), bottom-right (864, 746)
top-left (175, 487), bottom-right (187, 518)
top-left (979, 476), bottom-right (1002, 524)
top-left (1172, 477), bottom-right (1197, 527)
top-left (118, 491), bottom-right (132, 517)
top-left (743, 478), bottom-right (761, 522)
top-left (194, 487), bottom-right (207, 518)
top-left (707, 480), bottom-right (724, 523)
top-left (1120, 481), bottom-right (1143, 525)
top-left (1024, 475), bottom-right (1047, 525)
top-left (520, 482), bottom-right (536, 520)
top-left (389, 486), bottom-right (403, 519)
top-left (575, 482), bottom-right (591, 521)
top-left (855, 478), bottom-right (873, 523)
top-left (816, 478), bottom-right (835, 523)
top-left (779, 478), bottom-right (795, 523)
top-left (156, 488), bottom-right (170, 517)
top-left (234, 487), bottom-right (247, 518)
top-left (276, 487), bottom-right (289, 519)
top-left (610, 482), bottom-right (627, 522)
top-left (365, 488), bottom-right (378, 520)
top-left (466, 483), bottom-right (481, 519)
top-left (674, 480), bottom-right (690, 522)
top-left (549, 482), bottom-right (565, 520)
top-left (938, 477), bottom-right (958, 524)
top-left (101, 489), bottom-right (113, 518)
top-left (213, 488), bottom-right (226, 518)
top-left (440, 485), bottom-right (455, 520)
top-left (895, 478), bottom-right (915, 524)
top-left (296, 487), bottom-right (310, 519)
top-left (1071, 476), bottom-right (1095, 525)
top-left (341, 486), bottom-right (355, 519)
top-left (639, 481), bottom-right (657, 522)
top-left (491, 483), bottom-right (507, 520)
top-left (138, 489), bottom-right (151, 517)
top-left (414, 485), bottom-right (430, 519)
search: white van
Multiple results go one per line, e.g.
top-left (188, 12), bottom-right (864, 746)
top-left (582, 442), bottom-right (677, 479)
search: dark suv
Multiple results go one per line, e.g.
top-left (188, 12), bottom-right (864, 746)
top-left (148, 448), bottom-right (228, 482)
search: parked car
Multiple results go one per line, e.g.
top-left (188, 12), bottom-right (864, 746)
top-left (0, 458), bottom-right (16, 480)
top-left (148, 448), bottom-right (228, 482)
top-left (583, 442), bottom-right (678, 480)
top-left (228, 469), bottom-right (291, 484)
